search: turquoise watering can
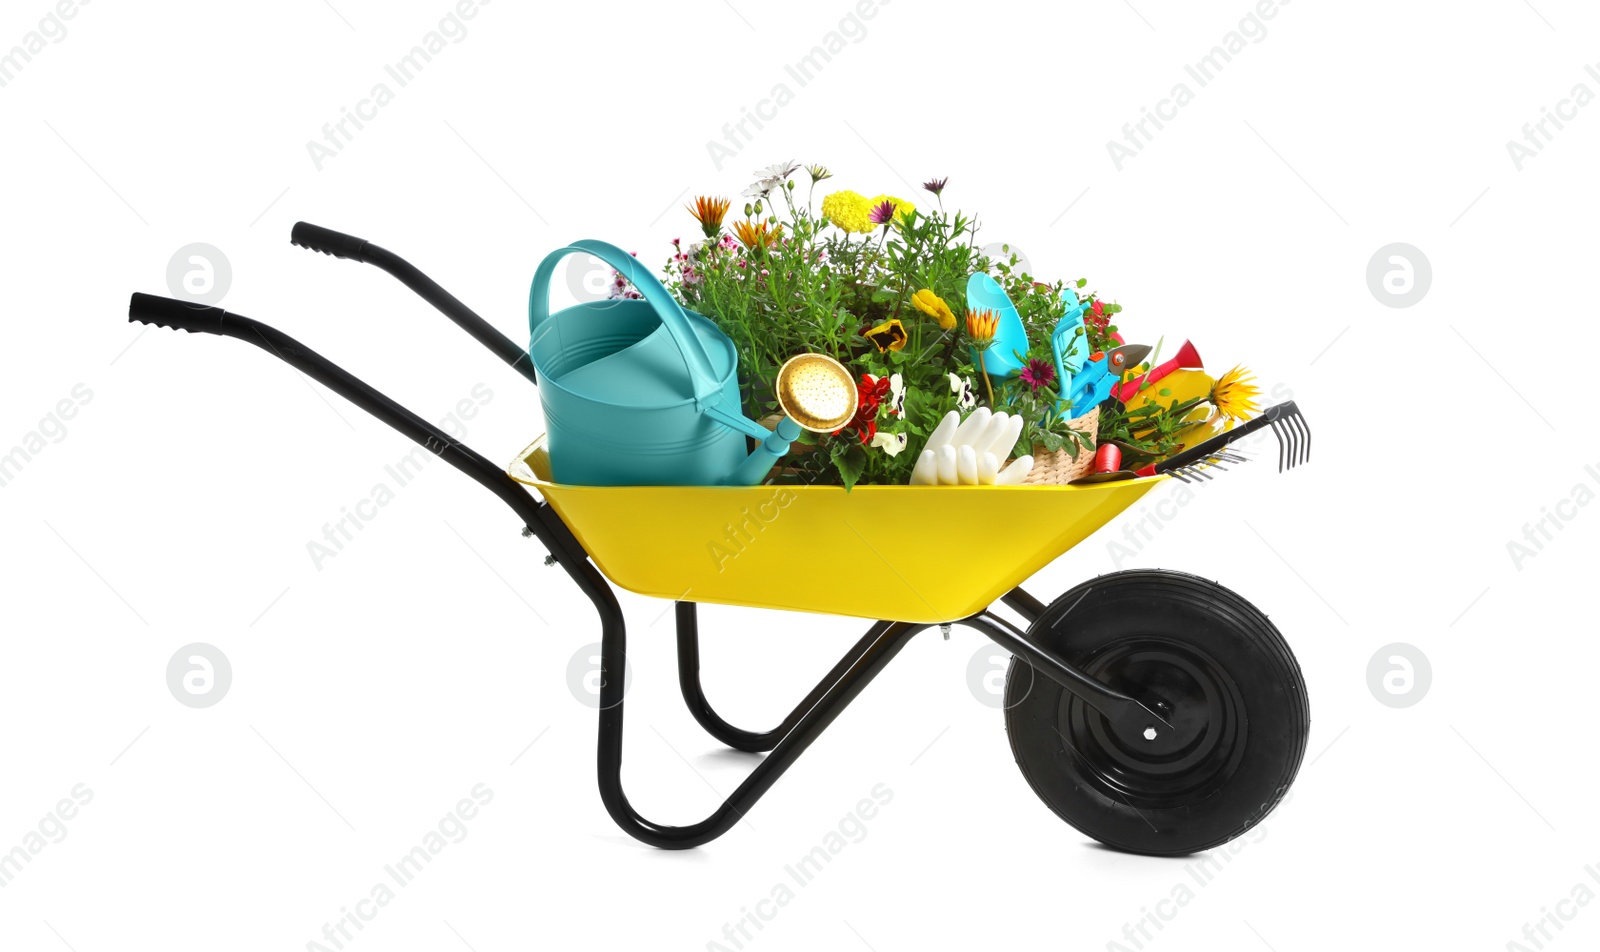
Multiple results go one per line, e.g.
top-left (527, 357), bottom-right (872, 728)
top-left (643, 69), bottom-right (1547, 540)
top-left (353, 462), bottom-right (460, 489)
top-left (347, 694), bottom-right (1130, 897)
top-left (528, 241), bottom-right (834, 487)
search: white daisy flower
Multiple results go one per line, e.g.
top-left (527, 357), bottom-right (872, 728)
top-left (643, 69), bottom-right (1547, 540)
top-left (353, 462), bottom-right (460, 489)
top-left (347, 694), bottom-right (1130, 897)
top-left (756, 160), bottom-right (801, 180)
top-left (743, 161), bottom-right (801, 200)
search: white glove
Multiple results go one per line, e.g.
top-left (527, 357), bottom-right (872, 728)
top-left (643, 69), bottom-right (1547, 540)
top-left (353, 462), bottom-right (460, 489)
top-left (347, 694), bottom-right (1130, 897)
top-left (909, 408), bottom-right (1034, 486)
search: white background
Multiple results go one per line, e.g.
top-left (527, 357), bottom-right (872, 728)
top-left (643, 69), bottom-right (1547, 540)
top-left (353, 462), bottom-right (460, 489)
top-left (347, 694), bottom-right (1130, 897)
top-left (3, 0), bottom-right (1598, 949)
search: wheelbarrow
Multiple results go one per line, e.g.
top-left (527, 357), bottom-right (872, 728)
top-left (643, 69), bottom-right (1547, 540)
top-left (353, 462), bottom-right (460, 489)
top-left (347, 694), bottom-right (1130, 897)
top-left (124, 222), bottom-right (1313, 855)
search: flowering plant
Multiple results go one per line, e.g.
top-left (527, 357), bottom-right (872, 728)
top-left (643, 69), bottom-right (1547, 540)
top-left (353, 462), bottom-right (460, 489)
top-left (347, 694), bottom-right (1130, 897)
top-left (655, 163), bottom-right (1250, 487)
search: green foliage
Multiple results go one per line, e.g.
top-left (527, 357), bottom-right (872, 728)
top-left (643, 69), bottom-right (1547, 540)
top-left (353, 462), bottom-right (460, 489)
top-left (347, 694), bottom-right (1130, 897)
top-left (1097, 395), bottom-right (1209, 469)
top-left (659, 175), bottom-right (1128, 486)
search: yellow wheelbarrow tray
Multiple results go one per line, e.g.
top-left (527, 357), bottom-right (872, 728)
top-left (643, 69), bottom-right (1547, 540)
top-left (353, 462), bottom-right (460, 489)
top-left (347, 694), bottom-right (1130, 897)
top-left (509, 436), bottom-right (1164, 624)
top-left (126, 222), bottom-right (1312, 856)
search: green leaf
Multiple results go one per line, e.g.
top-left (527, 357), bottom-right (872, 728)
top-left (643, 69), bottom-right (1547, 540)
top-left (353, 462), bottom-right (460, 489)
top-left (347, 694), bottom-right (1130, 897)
top-left (832, 442), bottom-right (867, 492)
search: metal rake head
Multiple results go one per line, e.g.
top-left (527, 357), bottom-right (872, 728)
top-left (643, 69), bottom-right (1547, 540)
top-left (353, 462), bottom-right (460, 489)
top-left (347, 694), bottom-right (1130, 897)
top-left (1152, 401), bottom-right (1310, 481)
top-left (1264, 401), bottom-right (1312, 473)
top-left (1165, 446), bottom-right (1253, 483)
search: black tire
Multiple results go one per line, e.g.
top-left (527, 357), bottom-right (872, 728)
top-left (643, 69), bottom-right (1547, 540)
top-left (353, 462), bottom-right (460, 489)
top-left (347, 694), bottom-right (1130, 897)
top-left (1004, 569), bottom-right (1308, 855)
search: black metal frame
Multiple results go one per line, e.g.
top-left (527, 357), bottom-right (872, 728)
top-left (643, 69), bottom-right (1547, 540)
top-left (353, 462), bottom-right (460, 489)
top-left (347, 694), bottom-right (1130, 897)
top-left (126, 224), bottom-right (1175, 849)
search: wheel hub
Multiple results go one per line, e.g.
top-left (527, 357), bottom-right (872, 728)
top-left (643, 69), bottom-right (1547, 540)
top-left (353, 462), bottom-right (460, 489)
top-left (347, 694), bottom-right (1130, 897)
top-left (1058, 637), bottom-right (1247, 803)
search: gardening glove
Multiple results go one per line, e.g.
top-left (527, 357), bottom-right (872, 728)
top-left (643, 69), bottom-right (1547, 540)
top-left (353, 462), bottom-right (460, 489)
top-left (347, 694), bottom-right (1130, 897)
top-left (909, 408), bottom-right (1034, 486)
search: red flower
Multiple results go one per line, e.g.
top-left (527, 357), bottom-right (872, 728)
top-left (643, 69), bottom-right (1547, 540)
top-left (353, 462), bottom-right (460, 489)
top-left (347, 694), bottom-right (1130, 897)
top-left (835, 374), bottom-right (890, 445)
top-left (858, 373), bottom-right (891, 407)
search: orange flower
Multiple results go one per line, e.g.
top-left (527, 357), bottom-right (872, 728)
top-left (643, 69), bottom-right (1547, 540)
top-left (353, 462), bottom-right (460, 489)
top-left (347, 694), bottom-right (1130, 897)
top-left (966, 308), bottom-right (998, 344)
top-left (732, 219), bottom-right (784, 250)
top-left (685, 196), bottom-right (731, 238)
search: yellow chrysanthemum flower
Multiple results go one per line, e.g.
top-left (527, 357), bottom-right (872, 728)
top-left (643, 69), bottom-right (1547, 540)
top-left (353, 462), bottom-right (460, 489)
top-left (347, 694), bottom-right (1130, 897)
top-left (820, 190), bottom-right (875, 234)
top-left (911, 289), bottom-right (957, 330)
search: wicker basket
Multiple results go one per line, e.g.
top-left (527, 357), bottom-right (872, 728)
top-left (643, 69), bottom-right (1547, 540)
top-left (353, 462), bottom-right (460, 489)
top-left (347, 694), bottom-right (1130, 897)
top-left (1022, 407), bottom-right (1100, 485)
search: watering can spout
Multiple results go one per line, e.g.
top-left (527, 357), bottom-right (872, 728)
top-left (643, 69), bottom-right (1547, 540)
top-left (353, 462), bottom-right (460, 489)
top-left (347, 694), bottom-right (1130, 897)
top-left (716, 352), bottom-right (858, 486)
top-left (727, 417), bottom-right (802, 486)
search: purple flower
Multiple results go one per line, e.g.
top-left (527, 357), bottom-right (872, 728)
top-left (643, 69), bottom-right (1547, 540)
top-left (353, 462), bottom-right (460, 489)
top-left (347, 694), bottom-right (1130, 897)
top-left (869, 200), bottom-right (898, 225)
top-left (1020, 357), bottom-right (1057, 392)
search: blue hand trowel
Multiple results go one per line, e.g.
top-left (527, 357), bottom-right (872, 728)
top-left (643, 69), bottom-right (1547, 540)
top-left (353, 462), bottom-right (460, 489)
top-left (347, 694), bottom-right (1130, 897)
top-left (965, 273), bottom-right (1030, 378)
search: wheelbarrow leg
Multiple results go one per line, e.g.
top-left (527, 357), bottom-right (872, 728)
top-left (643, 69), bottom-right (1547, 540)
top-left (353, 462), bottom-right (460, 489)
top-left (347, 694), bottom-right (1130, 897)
top-left (126, 293), bottom-right (926, 851)
top-left (675, 602), bottom-right (870, 754)
top-left (593, 586), bottom-right (923, 848)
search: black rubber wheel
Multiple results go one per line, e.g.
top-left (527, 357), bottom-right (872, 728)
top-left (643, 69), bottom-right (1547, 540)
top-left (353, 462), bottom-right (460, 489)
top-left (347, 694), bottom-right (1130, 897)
top-left (1004, 569), bottom-right (1308, 855)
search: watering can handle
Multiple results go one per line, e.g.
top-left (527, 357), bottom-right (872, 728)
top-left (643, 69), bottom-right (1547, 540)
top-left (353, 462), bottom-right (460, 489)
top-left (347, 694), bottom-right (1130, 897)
top-left (529, 240), bottom-right (722, 405)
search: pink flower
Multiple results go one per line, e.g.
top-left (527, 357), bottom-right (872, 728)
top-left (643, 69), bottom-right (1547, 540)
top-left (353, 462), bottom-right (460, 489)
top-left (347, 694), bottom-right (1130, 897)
top-left (1020, 357), bottom-right (1057, 392)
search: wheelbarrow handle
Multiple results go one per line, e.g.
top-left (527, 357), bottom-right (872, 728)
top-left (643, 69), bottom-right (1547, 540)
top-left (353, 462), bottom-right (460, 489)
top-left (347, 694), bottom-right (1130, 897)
top-left (128, 292), bottom-right (227, 335)
top-left (289, 221), bottom-right (539, 386)
top-left (126, 292), bottom-right (583, 564)
top-left (289, 221), bottom-right (371, 261)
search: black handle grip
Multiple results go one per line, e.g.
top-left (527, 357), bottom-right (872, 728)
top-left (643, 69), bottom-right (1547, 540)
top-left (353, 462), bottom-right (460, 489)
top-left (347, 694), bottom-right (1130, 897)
top-left (288, 221), bottom-right (539, 385)
top-left (121, 293), bottom-right (587, 565)
top-left (291, 221), bottom-right (371, 261)
top-left (128, 292), bottom-right (227, 335)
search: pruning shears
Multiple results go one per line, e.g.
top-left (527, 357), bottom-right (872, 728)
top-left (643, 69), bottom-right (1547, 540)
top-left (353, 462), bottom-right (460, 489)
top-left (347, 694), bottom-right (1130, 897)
top-left (1062, 343), bottom-right (1150, 417)
top-left (1051, 301), bottom-right (1149, 418)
